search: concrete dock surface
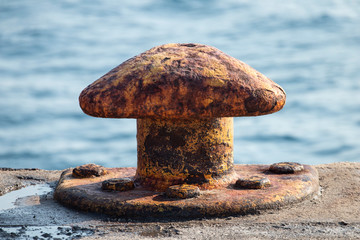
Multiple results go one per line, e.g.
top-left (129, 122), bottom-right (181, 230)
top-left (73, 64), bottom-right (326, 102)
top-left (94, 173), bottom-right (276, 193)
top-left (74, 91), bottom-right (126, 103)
top-left (0, 162), bottom-right (359, 239)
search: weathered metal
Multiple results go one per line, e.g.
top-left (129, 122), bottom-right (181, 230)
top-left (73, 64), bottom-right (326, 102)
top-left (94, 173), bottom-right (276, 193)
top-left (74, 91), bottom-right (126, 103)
top-left (54, 164), bottom-right (319, 218)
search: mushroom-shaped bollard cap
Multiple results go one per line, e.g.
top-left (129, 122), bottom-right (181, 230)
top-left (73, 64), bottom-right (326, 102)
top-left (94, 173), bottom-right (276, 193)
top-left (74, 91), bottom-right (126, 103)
top-left (79, 43), bottom-right (285, 119)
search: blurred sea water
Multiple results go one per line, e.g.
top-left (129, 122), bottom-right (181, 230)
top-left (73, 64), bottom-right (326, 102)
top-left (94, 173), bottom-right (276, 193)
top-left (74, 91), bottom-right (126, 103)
top-left (0, 0), bottom-right (359, 170)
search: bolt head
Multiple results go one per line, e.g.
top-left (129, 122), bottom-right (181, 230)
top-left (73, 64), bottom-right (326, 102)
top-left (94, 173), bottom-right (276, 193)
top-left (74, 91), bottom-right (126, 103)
top-left (269, 162), bottom-right (304, 174)
top-left (72, 164), bottom-right (107, 178)
top-left (101, 178), bottom-right (135, 192)
top-left (235, 176), bottom-right (271, 189)
top-left (165, 184), bottom-right (200, 199)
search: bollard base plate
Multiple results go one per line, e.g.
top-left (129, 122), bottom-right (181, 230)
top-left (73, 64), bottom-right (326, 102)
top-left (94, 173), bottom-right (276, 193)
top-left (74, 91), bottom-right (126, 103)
top-left (54, 164), bottom-right (319, 218)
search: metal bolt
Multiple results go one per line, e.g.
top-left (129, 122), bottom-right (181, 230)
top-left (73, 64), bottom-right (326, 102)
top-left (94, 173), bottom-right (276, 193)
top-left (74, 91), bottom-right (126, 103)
top-left (101, 178), bottom-right (135, 192)
top-left (269, 162), bottom-right (304, 174)
top-left (165, 184), bottom-right (200, 199)
top-left (235, 176), bottom-right (271, 189)
top-left (72, 163), bottom-right (107, 178)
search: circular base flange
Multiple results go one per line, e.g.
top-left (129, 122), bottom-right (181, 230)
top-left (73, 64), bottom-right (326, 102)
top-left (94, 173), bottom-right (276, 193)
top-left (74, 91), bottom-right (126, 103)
top-left (54, 165), bottom-right (319, 218)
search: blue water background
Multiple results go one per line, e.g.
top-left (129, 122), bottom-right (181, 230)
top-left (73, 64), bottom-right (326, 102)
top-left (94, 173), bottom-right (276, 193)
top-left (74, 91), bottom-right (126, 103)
top-left (1, 0), bottom-right (359, 170)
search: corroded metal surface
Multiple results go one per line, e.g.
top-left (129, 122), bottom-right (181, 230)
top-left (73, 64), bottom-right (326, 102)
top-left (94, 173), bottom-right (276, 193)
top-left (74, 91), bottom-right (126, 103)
top-left (54, 164), bottom-right (319, 218)
top-left (79, 43), bottom-right (286, 119)
top-left (136, 117), bottom-right (235, 190)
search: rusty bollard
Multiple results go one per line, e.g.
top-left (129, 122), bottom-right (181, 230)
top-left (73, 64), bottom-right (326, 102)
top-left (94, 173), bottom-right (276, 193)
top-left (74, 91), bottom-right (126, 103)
top-left (78, 43), bottom-right (285, 190)
top-left (54, 43), bottom-right (319, 218)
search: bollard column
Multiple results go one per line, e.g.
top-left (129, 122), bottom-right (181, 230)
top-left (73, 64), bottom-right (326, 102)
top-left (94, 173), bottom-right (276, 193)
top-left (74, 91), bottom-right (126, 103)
top-left (136, 117), bottom-right (234, 190)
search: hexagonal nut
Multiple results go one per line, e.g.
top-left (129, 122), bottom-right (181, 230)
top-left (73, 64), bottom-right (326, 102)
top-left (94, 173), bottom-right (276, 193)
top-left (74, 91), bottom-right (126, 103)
top-left (235, 176), bottom-right (271, 189)
top-left (72, 163), bottom-right (108, 178)
top-left (269, 162), bottom-right (304, 174)
top-left (101, 178), bottom-right (135, 192)
top-left (165, 184), bottom-right (200, 199)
